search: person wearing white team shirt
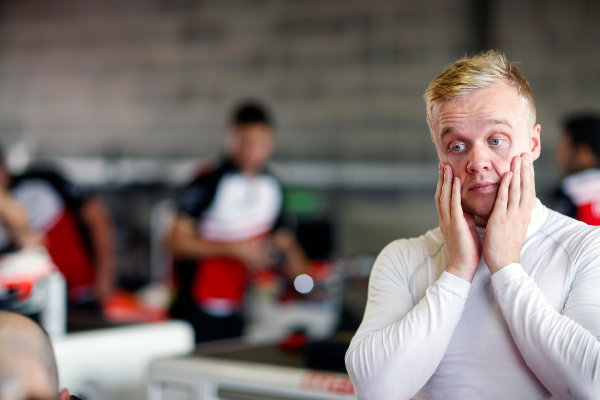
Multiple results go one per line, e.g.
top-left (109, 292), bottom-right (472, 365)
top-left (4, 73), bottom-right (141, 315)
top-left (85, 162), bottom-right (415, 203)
top-left (345, 50), bottom-right (600, 399)
top-left (166, 100), bottom-right (308, 343)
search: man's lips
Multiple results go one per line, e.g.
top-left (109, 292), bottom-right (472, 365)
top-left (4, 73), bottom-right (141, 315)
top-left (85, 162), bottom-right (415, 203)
top-left (467, 182), bottom-right (499, 194)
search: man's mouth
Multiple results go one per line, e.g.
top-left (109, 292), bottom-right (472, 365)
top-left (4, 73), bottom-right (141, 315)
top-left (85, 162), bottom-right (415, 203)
top-left (468, 182), bottom-right (499, 194)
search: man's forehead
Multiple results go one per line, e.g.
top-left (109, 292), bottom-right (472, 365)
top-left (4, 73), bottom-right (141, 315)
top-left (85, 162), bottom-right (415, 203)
top-left (433, 88), bottom-right (524, 133)
top-left (438, 118), bottom-right (514, 139)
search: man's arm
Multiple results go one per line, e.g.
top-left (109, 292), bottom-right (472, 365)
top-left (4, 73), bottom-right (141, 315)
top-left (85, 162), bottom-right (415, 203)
top-left (270, 227), bottom-right (308, 278)
top-left (492, 262), bottom-right (600, 399)
top-left (344, 241), bottom-right (470, 399)
top-left (345, 164), bottom-right (476, 399)
top-left (79, 196), bottom-right (115, 302)
top-left (165, 214), bottom-right (273, 269)
top-left (0, 189), bottom-right (41, 248)
top-left (485, 154), bottom-right (600, 397)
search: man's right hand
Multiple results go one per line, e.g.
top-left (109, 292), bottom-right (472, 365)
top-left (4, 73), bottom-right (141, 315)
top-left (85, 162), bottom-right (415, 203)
top-left (435, 163), bottom-right (481, 282)
top-left (228, 237), bottom-right (275, 271)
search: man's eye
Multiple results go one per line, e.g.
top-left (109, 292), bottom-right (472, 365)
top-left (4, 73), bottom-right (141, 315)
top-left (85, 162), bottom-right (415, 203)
top-left (489, 138), bottom-right (503, 146)
top-left (449, 143), bottom-right (466, 153)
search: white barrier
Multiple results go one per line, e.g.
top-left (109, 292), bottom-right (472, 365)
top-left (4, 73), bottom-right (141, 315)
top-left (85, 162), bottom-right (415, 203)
top-left (53, 320), bottom-right (195, 400)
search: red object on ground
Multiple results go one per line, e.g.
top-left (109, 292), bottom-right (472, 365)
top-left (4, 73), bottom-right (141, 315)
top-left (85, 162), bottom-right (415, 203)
top-left (102, 290), bottom-right (169, 323)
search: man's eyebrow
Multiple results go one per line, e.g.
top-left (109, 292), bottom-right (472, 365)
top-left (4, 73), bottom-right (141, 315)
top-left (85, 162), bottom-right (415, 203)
top-left (439, 126), bottom-right (453, 140)
top-left (487, 118), bottom-right (513, 129)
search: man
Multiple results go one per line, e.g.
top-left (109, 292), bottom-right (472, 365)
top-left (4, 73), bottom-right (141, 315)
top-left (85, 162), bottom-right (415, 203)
top-left (166, 100), bottom-right (307, 343)
top-left (0, 151), bottom-right (115, 305)
top-left (345, 50), bottom-right (600, 399)
top-left (0, 310), bottom-right (71, 400)
top-left (552, 114), bottom-right (600, 224)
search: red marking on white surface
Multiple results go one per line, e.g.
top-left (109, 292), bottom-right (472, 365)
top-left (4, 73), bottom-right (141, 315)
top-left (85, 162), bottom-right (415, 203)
top-left (300, 372), bottom-right (355, 395)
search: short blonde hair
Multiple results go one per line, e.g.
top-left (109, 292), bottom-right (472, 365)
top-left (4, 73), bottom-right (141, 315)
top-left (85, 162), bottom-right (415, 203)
top-left (424, 50), bottom-right (536, 134)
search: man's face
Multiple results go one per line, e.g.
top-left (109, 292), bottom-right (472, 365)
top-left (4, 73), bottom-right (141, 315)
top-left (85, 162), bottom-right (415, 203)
top-left (432, 82), bottom-right (541, 223)
top-left (227, 123), bottom-right (274, 175)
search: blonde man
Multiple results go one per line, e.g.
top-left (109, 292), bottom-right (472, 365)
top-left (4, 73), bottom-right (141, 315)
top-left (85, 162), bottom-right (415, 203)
top-left (345, 51), bottom-right (600, 399)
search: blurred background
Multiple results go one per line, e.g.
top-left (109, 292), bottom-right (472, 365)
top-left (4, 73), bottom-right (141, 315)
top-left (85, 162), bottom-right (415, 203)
top-left (0, 0), bottom-right (598, 397)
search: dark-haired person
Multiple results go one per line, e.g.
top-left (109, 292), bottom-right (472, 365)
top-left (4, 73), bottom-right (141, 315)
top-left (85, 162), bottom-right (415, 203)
top-left (345, 51), bottom-right (600, 399)
top-left (552, 114), bottom-right (600, 224)
top-left (0, 310), bottom-right (72, 400)
top-left (0, 150), bottom-right (115, 306)
top-left (166, 101), bottom-right (307, 343)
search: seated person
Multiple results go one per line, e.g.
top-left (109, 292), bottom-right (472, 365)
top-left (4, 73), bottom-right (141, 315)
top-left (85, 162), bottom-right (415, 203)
top-left (0, 310), bottom-right (72, 400)
top-left (0, 148), bottom-right (115, 305)
top-left (166, 100), bottom-right (308, 343)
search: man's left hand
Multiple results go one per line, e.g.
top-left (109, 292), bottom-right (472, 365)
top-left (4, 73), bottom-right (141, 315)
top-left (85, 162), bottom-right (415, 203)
top-left (483, 153), bottom-right (536, 273)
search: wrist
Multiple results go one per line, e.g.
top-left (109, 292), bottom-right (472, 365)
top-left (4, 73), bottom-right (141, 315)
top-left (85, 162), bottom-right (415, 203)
top-left (485, 253), bottom-right (519, 274)
top-left (446, 263), bottom-right (475, 282)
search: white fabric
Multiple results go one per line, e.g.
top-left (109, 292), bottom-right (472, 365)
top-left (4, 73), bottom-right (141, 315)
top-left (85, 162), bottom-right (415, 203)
top-left (198, 173), bottom-right (281, 242)
top-left (12, 179), bottom-right (64, 232)
top-left (562, 168), bottom-right (600, 206)
top-left (0, 179), bottom-right (64, 249)
top-left (345, 200), bottom-right (600, 399)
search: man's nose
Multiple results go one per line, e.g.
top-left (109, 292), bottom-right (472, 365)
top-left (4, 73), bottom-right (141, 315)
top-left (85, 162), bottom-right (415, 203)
top-left (466, 144), bottom-right (491, 173)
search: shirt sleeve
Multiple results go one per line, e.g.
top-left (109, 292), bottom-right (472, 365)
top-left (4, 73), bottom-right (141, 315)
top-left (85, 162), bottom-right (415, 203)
top-left (491, 263), bottom-right (600, 399)
top-left (344, 240), bottom-right (470, 399)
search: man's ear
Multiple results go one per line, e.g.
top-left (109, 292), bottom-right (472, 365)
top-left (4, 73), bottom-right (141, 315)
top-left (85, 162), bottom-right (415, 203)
top-left (529, 123), bottom-right (542, 161)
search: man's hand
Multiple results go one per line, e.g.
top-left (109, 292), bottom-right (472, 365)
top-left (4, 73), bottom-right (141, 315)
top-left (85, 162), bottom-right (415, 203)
top-left (483, 153), bottom-right (536, 274)
top-left (436, 163), bottom-right (481, 282)
top-left (229, 237), bottom-right (275, 271)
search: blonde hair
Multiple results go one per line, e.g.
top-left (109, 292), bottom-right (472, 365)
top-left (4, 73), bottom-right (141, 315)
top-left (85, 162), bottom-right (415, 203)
top-left (424, 50), bottom-right (536, 134)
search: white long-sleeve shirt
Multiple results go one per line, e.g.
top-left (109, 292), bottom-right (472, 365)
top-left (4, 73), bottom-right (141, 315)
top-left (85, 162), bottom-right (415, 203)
top-left (345, 200), bottom-right (600, 399)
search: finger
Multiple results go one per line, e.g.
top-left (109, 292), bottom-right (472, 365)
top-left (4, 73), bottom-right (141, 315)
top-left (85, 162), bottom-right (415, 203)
top-left (492, 170), bottom-right (512, 216)
top-left (435, 163), bottom-right (444, 218)
top-left (521, 153), bottom-right (536, 209)
top-left (440, 164), bottom-right (453, 220)
top-left (451, 176), bottom-right (462, 218)
top-left (508, 156), bottom-right (522, 211)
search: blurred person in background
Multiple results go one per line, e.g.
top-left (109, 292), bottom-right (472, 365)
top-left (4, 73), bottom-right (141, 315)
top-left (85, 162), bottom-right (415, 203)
top-left (166, 100), bottom-right (308, 343)
top-left (552, 113), bottom-right (600, 224)
top-left (0, 182), bottom-right (40, 251)
top-left (0, 310), bottom-right (72, 400)
top-left (0, 147), bottom-right (116, 306)
top-left (345, 50), bottom-right (600, 399)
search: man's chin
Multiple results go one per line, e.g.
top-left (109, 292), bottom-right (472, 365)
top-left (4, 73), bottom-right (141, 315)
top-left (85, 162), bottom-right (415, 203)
top-left (461, 198), bottom-right (495, 221)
